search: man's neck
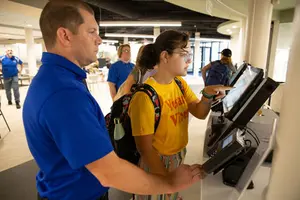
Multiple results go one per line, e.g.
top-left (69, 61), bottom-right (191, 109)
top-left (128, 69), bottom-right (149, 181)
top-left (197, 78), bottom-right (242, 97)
top-left (48, 49), bottom-right (81, 68)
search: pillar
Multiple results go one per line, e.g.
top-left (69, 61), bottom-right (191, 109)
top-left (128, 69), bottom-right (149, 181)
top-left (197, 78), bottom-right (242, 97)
top-left (266, 20), bottom-right (280, 79)
top-left (240, 18), bottom-right (247, 63)
top-left (123, 37), bottom-right (128, 44)
top-left (25, 28), bottom-right (37, 76)
top-left (193, 32), bottom-right (200, 76)
top-left (265, 1), bottom-right (300, 199)
top-left (41, 40), bottom-right (47, 52)
top-left (153, 27), bottom-right (160, 42)
top-left (244, 0), bottom-right (273, 69)
top-left (229, 29), bottom-right (243, 65)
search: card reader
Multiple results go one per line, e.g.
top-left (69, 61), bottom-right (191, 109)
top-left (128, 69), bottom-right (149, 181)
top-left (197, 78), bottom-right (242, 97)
top-left (203, 128), bottom-right (245, 174)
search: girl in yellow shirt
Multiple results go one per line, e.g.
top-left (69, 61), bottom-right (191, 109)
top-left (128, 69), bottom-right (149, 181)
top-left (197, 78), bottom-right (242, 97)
top-left (128, 30), bottom-right (230, 200)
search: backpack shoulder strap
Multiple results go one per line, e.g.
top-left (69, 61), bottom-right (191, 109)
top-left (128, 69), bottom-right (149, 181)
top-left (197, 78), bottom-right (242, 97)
top-left (134, 84), bottom-right (161, 131)
top-left (174, 77), bottom-right (185, 95)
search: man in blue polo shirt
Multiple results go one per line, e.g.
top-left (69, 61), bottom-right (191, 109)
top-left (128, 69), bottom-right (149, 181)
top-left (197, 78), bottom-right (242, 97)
top-left (107, 44), bottom-right (134, 100)
top-left (0, 48), bottom-right (23, 109)
top-left (23, 1), bottom-right (203, 200)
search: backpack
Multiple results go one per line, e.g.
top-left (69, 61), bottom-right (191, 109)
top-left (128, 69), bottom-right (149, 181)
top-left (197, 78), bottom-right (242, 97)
top-left (104, 77), bottom-right (185, 165)
top-left (206, 61), bottom-right (231, 86)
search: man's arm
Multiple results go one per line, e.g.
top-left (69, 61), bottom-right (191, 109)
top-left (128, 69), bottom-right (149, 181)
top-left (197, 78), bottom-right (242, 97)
top-left (201, 63), bottom-right (212, 84)
top-left (86, 151), bottom-right (203, 195)
top-left (108, 82), bottom-right (117, 100)
top-left (134, 135), bottom-right (168, 176)
top-left (19, 63), bottom-right (24, 74)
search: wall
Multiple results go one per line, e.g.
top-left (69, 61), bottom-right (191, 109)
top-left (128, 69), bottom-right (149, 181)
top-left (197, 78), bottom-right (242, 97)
top-left (280, 8), bottom-right (295, 23)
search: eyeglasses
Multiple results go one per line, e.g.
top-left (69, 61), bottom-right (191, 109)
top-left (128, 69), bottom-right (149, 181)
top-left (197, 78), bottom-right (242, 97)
top-left (173, 51), bottom-right (193, 63)
top-left (122, 49), bottom-right (131, 53)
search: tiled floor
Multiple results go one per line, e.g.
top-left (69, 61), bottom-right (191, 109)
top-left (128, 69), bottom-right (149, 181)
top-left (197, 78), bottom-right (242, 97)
top-left (0, 76), bottom-right (271, 200)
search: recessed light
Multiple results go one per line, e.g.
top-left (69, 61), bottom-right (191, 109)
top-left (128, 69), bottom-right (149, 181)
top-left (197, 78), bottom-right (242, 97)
top-left (26, 24), bottom-right (32, 27)
top-left (226, 29), bottom-right (231, 32)
top-left (232, 25), bottom-right (237, 29)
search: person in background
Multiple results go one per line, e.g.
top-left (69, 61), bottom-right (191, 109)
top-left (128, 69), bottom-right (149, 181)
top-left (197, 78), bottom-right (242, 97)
top-left (0, 48), bottom-right (23, 109)
top-left (202, 48), bottom-right (236, 86)
top-left (128, 30), bottom-right (231, 200)
top-left (107, 44), bottom-right (134, 100)
top-left (113, 45), bottom-right (157, 102)
top-left (23, 1), bottom-right (204, 200)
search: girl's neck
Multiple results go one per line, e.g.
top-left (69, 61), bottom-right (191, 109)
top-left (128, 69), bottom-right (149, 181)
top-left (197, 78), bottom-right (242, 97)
top-left (152, 66), bottom-right (174, 84)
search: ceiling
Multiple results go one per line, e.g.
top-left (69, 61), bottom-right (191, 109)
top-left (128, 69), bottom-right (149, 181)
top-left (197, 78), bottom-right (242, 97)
top-left (85, 0), bottom-right (230, 41)
top-left (0, 0), bottom-right (230, 43)
top-left (1, 0), bottom-right (296, 43)
top-left (166, 0), bottom-right (297, 21)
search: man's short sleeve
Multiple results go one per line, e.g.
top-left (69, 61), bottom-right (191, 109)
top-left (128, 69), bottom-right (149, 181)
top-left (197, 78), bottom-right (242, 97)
top-left (107, 64), bottom-right (118, 84)
top-left (39, 89), bottom-right (113, 169)
top-left (15, 56), bottom-right (23, 65)
top-left (177, 76), bottom-right (198, 104)
top-left (128, 92), bottom-right (155, 136)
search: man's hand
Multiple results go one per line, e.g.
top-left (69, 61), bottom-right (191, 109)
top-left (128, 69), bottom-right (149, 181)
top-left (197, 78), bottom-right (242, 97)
top-left (167, 164), bottom-right (206, 193)
top-left (203, 85), bottom-right (233, 100)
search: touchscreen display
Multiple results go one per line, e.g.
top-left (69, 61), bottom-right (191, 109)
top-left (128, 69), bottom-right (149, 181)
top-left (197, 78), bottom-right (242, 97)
top-left (223, 66), bottom-right (258, 113)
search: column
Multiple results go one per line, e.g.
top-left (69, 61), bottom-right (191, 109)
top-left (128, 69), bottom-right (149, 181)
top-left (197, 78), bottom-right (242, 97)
top-left (244, 0), bottom-right (273, 69)
top-left (41, 40), bottom-right (47, 52)
top-left (193, 32), bottom-right (200, 76)
top-left (265, 1), bottom-right (300, 199)
top-left (239, 18), bottom-right (247, 63)
top-left (123, 37), bottom-right (128, 44)
top-left (266, 20), bottom-right (282, 113)
top-left (266, 20), bottom-right (280, 79)
top-left (25, 28), bottom-right (37, 76)
top-left (153, 26), bottom-right (160, 42)
top-left (229, 30), bottom-right (242, 65)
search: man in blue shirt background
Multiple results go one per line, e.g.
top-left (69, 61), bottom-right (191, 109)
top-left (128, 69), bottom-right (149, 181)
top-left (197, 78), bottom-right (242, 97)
top-left (107, 44), bottom-right (134, 100)
top-left (0, 48), bottom-right (23, 109)
top-left (23, 1), bottom-right (203, 200)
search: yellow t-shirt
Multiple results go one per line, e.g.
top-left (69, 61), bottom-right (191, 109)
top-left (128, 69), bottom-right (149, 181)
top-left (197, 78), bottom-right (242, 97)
top-left (128, 76), bottom-right (198, 155)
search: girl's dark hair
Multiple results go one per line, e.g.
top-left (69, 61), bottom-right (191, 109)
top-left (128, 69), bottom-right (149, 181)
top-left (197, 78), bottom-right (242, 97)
top-left (138, 30), bottom-right (189, 70)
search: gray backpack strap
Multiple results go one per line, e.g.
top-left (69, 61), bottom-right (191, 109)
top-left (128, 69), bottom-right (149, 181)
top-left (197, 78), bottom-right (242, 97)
top-left (137, 69), bottom-right (142, 84)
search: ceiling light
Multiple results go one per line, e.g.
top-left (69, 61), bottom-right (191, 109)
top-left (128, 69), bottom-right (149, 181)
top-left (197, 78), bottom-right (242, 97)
top-left (102, 39), bottom-right (118, 43)
top-left (226, 29), bottom-right (231, 32)
top-left (26, 24), bottom-right (33, 27)
top-left (100, 21), bottom-right (181, 27)
top-left (232, 25), bottom-right (238, 29)
top-left (105, 33), bottom-right (155, 39)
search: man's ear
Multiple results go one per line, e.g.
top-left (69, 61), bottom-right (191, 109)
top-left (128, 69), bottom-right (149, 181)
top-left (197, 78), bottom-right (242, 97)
top-left (56, 27), bottom-right (73, 48)
top-left (160, 51), bottom-right (169, 64)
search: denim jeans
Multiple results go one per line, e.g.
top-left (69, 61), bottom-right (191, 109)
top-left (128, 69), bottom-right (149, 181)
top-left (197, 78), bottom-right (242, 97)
top-left (3, 75), bottom-right (20, 102)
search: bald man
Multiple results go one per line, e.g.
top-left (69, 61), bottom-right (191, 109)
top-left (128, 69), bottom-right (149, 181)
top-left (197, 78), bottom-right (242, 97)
top-left (0, 48), bottom-right (23, 109)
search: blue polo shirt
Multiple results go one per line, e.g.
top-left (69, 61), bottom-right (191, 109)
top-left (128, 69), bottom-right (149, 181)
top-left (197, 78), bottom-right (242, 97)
top-left (23, 52), bottom-right (113, 200)
top-left (0, 55), bottom-right (23, 78)
top-left (107, 60), bottom-right (134, 91)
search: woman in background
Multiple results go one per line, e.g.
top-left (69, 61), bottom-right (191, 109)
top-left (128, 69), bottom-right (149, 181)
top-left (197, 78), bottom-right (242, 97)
top-left (113, 45), bottom-right (157, 101)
